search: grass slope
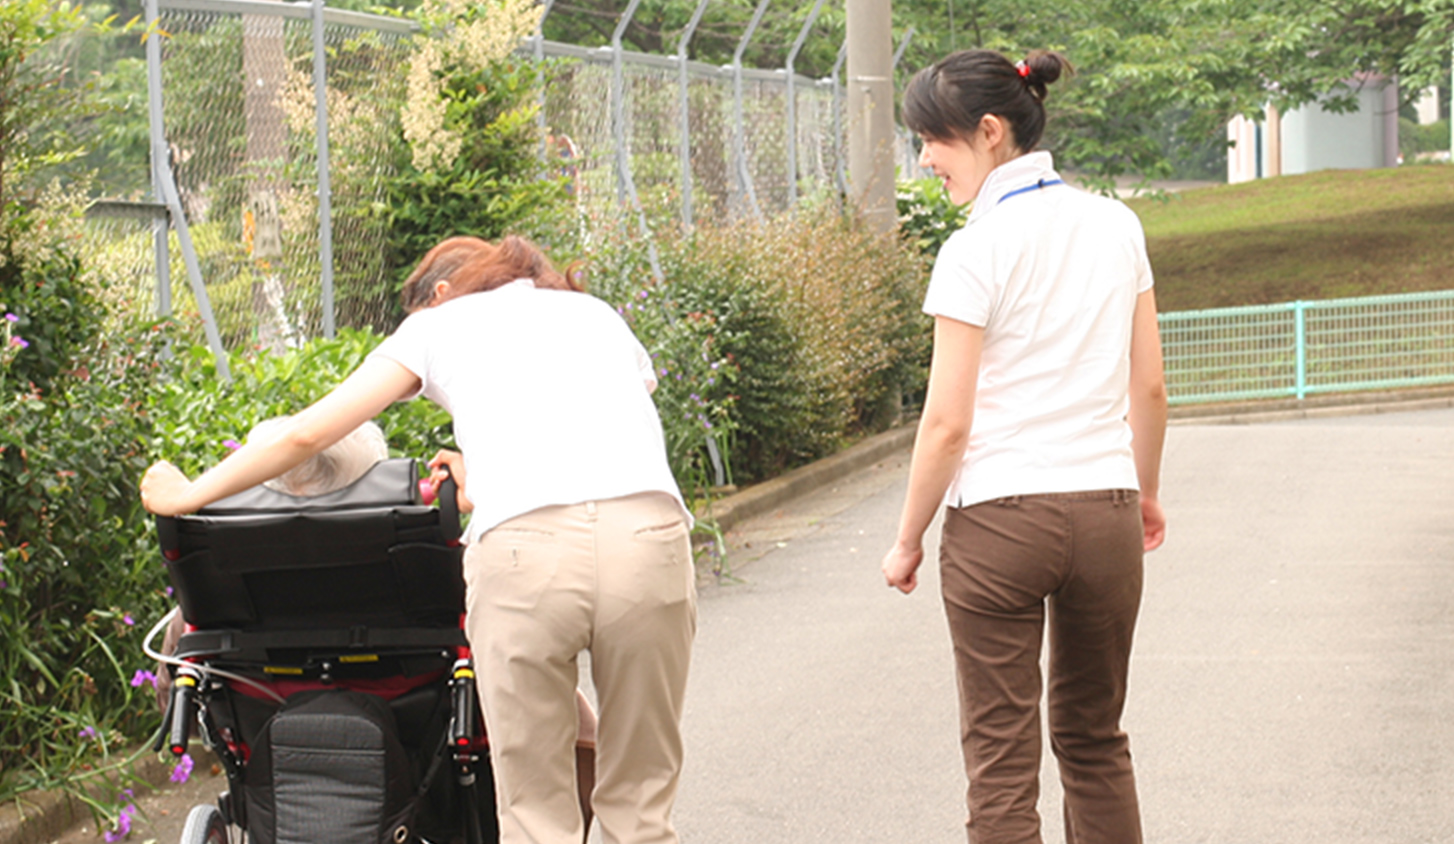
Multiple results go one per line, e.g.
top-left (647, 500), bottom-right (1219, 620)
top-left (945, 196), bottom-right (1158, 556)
top-left (1125, 166), bottom-right (1454, 313)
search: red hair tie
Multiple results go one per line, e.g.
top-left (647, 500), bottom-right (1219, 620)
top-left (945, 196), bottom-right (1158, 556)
top-left (1016, 61), bottom-right (1031, 79)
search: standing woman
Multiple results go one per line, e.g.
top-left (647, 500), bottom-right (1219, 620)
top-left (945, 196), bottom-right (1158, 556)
top-left (142, 235), bottom-right (696, 844)
top-left (881, 50), bottom-right (1167, 844)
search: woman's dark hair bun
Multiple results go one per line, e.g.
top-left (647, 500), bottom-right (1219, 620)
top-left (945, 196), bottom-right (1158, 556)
top-left (902, 47), bottom-right (1072, 151)
top-left (1021, 50), bottom-right (1072, 101)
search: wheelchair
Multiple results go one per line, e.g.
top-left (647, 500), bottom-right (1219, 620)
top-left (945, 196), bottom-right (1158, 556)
top-left (150, 458), bottom-right (497, 844)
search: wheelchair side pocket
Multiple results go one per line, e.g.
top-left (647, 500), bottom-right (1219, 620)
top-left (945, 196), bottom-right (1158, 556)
top-left (166, 548), bottom-right (257, 627)
top-left (389, 542), bottom-right (467, 620)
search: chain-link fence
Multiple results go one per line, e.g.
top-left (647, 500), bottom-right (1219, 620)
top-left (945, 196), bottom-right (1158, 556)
top-left (537, 42), bottom-right (845, 233)
top-left (80, 0), bottom-right (905, 373)
top-left (89, 1), bottom-right (1454, 414)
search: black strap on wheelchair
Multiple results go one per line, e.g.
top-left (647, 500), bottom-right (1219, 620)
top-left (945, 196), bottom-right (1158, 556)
top-left (175, 626), bottom-right (467, 659)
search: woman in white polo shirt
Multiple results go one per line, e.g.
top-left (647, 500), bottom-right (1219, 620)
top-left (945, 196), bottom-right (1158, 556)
top-left (881, 50), bottom-right (1167, 844)
top-left (142, 235), bottom-right (694, 844)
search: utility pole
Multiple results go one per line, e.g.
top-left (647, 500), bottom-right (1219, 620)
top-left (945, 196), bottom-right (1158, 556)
top-left (846, 0), bottom-right (896, 233)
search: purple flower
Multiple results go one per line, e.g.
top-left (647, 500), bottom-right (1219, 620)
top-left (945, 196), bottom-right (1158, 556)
top-left (130, 669), bottom-right (157, 689)
top-left (170, 753), bottom-right (194, 783)
top-left (222, 439), bottom-right (241, 451)
top-left (104, 804), bottom-right (136, 842)
top-left (164, 586), bottom-right (174, 597)
top-left (9, 336), bottom-right (28, 349)
top-left (79, 725), bottom-right (98, 740)
top-left (658, 368), bottom-right (668, 377)
top-left (3, 313), bottom-right (17, 322)
top-left (122, 613), bottom-right (135, 626)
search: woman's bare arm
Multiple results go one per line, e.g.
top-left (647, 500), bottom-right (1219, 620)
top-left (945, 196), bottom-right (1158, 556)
top-left (882, 317), bottom-right (983, 593)
top-left (1128, 288), bottom-right (1168, 550)
top-left (141, 357), bottom-right (422, 516)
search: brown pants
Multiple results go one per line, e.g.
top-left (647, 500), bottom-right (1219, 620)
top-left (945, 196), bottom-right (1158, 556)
top-left (939, 490), bottom-right (1144, 844)
top-left (465, 492), bottom-right (696, 844)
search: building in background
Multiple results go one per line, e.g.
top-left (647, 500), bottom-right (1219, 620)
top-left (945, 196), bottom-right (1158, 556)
top-left (1227, 76), bottom-right (1399, 183)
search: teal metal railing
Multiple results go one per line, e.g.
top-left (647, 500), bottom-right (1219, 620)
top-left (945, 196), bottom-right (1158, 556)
top-left (1160, 289), bottom-right (1454, 405)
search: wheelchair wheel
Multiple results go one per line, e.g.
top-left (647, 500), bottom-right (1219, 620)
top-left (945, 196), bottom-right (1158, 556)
top-left (180, 804), bottom-right (229, 844)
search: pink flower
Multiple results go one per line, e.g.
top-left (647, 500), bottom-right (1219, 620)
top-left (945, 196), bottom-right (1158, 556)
top-left (103, 803), bottom-right (136, 842)
top-left (170, 753), bottom-right (194, 783)
top-left (122, 614), bottom-right (135, 626)
top-left (8, 336), bottom-right (28, 349)
top-left (79, 725), bottom-right (99, 740)
top-left (222, 439), bottom-right (242, 450)
top-left (3, 313), bottom-right (17, 322)
top-left (129, 669), bottom-right (157, 689)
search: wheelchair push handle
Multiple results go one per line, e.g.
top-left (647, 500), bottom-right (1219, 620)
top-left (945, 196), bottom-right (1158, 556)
top-left (165, 665), bottom-right (202, 756)
top-left (421, 460), bottom-right (462, 544)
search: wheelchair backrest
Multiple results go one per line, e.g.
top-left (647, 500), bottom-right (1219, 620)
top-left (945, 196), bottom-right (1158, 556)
top-left (157, 458), bottom-right (464, 632)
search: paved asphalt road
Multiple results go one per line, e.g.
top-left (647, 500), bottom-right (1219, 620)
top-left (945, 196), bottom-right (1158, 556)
top-left (665, 407), bottom-right (1454, 844)
top-left (55, 407), bottom-right (1454, 844)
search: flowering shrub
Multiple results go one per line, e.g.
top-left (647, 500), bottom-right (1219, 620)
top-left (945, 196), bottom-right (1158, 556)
top-left (0, 308), bottom-right (171, 802)
top-left (402, 0), bottom-right (539, 173)
top-left (385, 0), bottom-right (568, 294)
top-left (583, 220), bottom-right (749, 497)
top-left (582, 203), bottom-right (930, 486)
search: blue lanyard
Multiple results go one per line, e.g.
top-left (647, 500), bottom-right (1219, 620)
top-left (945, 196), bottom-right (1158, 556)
top-left (996, 178), bottom-right (1064, 205)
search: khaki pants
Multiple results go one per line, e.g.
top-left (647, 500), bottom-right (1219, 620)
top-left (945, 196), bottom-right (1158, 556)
top-left (939, 490), bottom-right (1144, 844)
top-left (465, 492), bottom-right (696, 844)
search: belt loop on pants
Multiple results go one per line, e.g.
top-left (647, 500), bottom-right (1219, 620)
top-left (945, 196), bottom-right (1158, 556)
top-left (585, 500), bottom-right (597, 518)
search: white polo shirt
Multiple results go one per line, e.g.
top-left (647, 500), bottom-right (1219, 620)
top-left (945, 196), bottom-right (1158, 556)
top-left (922, 151), bottom-right (1154, 508)
top-left (369, 280), bottom-right (688, 541)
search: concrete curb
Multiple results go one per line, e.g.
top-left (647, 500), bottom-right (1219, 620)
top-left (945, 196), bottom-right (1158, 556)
top-left (704, 423), bottom-right (919, 535)
top-left (0, 751), bottom-right (172, 844)
top-left (1166, 385), bottom-right (1454, 425)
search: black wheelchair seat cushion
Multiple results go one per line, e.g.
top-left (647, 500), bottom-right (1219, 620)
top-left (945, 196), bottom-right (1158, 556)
top-left (243, 689), bottom-right (418, 844)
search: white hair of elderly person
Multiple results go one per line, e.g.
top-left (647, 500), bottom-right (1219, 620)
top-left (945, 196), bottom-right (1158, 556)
top-left (251, 417), bottom-right (390, 496)
top-left (151, 418), bottom-right (390, 709)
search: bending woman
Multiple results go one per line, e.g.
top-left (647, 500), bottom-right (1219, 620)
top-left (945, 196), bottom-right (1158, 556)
top-left (142, 235), bottom-right (695, 844)
top-left (881, 50), bottom-right (1167, 844)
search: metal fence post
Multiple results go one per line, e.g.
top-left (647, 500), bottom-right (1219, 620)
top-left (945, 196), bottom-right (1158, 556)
top-left (611, 0), bottom-right (643, 207)
top-left (676, 0), bottom-right (712, 230)
top-left (785, 0), bottom-right (825, 209)
top-left (611, 0), bottom-right (664, 283)
top-left (311, 0), bottom-right (336, 338)
top-left (145, 0), bottom-right (231, 381)
top-left (731, 0), bottom-right (771, 221)
top-left (534, 0), bottom-right (555, 162)
top-left (831, 39), bottom-right (848, 196)
top-left (152, 198), bottom-right (172, 321)
top-left (1294, 300), bottom-right (1307, 400)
